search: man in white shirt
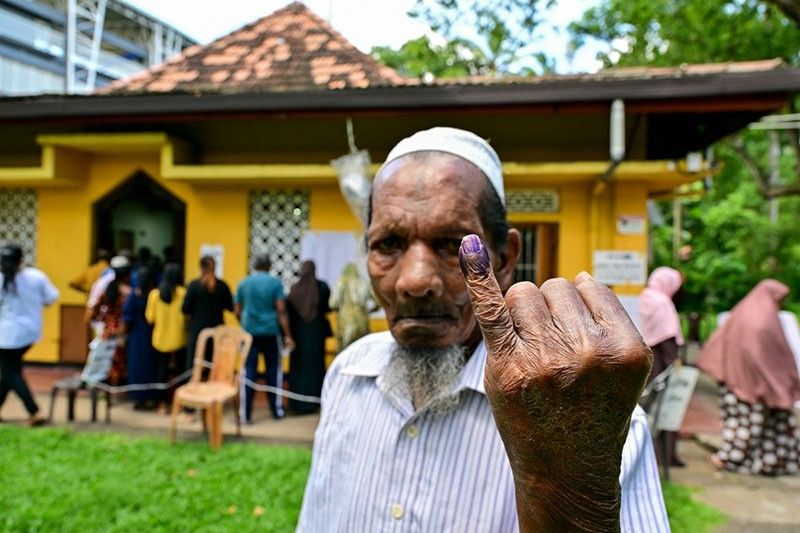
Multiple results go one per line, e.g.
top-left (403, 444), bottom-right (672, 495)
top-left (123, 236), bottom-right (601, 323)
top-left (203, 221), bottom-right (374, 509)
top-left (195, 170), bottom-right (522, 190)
top-left (299, 127), bottom-right (668, 532)
top-left (0, 244), bottom-right (59, 425)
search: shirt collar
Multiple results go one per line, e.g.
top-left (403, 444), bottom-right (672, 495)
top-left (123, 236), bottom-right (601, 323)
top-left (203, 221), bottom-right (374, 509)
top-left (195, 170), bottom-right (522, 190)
top-left (340, 338), bottom-right (487, 396)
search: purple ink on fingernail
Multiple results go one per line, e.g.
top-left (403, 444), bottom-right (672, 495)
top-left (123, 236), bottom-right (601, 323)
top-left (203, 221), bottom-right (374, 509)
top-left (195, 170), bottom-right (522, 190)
top-left (461, 234), bottom-right (482, 254)
top-left (459, 234), bottom-right (490, 276)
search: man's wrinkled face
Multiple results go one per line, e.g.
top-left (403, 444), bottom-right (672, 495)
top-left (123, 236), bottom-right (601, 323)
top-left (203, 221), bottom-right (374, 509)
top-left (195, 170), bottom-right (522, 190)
top-left (367, 153), bottom-right (491, 349)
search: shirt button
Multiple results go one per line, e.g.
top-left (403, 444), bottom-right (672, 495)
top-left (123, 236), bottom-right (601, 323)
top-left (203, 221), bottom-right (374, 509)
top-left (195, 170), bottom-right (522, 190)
top-left (391, 503), bottom-right (405, 520)
top-left (405, 424), bottom-right (419, 438)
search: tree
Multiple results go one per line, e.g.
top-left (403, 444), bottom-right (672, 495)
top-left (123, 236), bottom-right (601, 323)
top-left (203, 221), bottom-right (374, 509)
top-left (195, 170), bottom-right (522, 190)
top-left (569, 0), bottom-right (800, 312)
top-left (373, 0), bottom-right (555, 77)
top-left (372, 36), bottom-right (492, 79)
top-left (569, 0), bottom-right (800, 68)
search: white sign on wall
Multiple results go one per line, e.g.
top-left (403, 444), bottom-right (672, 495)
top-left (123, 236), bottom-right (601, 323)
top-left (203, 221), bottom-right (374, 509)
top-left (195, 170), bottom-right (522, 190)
top-left (592, 250), bottom-right (646, 285)
top-left (200, 244), bottom-right (224, 278)
top-left (616, 214), bottom-right (646, 235)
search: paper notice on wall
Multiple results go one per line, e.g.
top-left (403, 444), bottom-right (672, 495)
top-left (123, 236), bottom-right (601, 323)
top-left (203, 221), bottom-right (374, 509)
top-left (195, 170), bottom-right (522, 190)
top-left (199, 244), bottom-right (224, 278)
top-left (656, 366), bottom-right (700, 432)
top-left (300, 231), bottom-right (360, 286)
top-left (592, 250), bottom-right (646, 286)
top-left (616, 214), bottom-right (646, 235)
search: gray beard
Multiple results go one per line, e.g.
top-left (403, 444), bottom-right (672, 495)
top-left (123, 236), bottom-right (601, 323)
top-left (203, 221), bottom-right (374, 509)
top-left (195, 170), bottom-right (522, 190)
top-left (384, 344), bottom-right (466, 414)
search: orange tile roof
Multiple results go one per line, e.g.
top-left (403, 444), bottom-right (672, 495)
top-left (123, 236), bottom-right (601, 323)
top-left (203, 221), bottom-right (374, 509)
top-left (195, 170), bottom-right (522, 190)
top-left (432, 59), bottom-right (787, 86)
top-left (101, 2), bottom-right (407, 94)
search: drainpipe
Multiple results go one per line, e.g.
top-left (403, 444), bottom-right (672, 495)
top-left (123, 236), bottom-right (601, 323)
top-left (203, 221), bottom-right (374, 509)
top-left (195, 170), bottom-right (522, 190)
top-left (590, 99), bottom-right (625, 255)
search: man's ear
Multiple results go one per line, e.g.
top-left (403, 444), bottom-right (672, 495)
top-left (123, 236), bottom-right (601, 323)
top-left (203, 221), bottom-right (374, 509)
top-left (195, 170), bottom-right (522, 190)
top-left (494, 228), bottom-right (520, 293)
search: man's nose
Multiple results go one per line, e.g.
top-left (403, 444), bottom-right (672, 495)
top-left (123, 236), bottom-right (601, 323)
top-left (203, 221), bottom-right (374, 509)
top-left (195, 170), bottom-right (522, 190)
top-left (395, 242), bottom-right (444, 299)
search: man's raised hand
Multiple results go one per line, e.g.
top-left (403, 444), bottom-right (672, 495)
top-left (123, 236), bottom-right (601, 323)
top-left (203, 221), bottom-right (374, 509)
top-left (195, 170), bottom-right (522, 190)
top-left (459, 234), bottom-right (652, 532)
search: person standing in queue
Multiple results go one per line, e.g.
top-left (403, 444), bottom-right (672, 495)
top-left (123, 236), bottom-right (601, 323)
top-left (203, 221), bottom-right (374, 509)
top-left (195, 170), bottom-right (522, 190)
top-left (286, 260), bottom-right (332, 414)
top-left (146, 263), bottom-right (187, 414)
top-left (639, 266), bottom-right (686, 467)
top-left (182, 256), bottom-right (233, 373)
top-left (235, 254), bottom-right (295, 422)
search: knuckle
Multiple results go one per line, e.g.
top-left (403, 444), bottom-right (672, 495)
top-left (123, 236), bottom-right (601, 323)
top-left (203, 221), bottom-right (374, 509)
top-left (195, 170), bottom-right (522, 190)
top-left (540, 277), bottom-right (570, 293)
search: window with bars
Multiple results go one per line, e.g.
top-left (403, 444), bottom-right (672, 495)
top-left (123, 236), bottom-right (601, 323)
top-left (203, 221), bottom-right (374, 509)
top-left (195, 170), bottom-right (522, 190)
top-left (0, 188), bottom-right (37, 265)
top-left (248, 190), bottom-right (309, 290)
top-left (513, 224), bottom-right (558, 286)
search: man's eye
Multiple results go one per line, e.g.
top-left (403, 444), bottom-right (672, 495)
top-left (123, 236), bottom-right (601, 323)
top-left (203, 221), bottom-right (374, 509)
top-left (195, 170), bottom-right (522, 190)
top-left (374, 236), bottom-right (402, 253)
top-left (437, 238), bottom-right (462, 256)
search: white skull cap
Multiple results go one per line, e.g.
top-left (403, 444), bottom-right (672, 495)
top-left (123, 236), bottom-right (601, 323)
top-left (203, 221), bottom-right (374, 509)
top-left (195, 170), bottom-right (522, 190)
top-left (110, 255), bottom-right (130, 269)
top-left (379, 127), bottom-right (505, 204)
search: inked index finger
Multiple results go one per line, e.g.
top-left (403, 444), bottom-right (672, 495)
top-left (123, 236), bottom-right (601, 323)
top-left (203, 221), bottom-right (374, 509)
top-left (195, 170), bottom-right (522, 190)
top-left (459, 235), bottom-right (518, 355)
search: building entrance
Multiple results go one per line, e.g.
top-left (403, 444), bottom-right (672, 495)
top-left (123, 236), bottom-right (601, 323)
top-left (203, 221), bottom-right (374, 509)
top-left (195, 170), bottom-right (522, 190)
top-left (514, 223), bottom-right (558, 286)
top-left (92, 171), bottom-right (186, 267)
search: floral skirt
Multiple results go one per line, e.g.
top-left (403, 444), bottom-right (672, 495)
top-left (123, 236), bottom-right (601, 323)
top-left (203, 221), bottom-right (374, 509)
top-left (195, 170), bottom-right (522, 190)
top-left (716, 386), bottom-right (799, 475)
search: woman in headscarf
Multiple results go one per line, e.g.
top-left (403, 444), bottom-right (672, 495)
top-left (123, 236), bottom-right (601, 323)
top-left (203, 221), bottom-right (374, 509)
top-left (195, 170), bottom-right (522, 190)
top-left (697, 280), bottom-right (800, 475)
top-left (123, 265), bottom-right (158, 410)
top-left (181, 256), bottom-right (233, 373)
top-left (286, 261), bottom-right (332, 414)
top-left (0, 244), bottom-right (59, 426)
top-left (146, 263), bottom-right (187, 414)
top-left (329, 263), bottom-right (373, 353)
top-left (639, 266), bottom-right (686, 467)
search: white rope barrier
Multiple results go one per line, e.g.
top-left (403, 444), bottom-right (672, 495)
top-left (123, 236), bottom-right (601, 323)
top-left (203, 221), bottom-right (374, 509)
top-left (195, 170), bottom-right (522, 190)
top-left (240, 376), bottom-right (321, 404)
top-left (79, 360), bottom-right (322, 403)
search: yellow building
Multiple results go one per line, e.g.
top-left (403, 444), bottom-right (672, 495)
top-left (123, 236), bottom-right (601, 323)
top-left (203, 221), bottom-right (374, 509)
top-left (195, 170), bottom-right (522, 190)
top-left (1, 3), bottom-right (799, 363)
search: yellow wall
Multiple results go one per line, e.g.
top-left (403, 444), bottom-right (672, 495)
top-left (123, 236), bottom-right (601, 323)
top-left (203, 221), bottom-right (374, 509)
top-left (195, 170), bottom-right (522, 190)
top-left (19, 153), bottom-right (651, 362)
top-left (31, 154), bottom-right (253, 362)
top-left (508, 184), bottom-right (591, 280)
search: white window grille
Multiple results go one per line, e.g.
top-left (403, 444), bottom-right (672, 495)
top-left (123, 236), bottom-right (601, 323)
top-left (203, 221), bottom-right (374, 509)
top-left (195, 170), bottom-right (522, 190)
top-left (249, 190), bottom-right (309, 290)
top-left (0, 189), bottom-right (37, 265)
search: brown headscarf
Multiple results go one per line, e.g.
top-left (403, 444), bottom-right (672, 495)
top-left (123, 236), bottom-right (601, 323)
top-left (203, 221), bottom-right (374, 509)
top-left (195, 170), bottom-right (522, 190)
top-left (697, 280), bottom-right (800, 410)
top-left (287, 261), bottom-right (320, 324)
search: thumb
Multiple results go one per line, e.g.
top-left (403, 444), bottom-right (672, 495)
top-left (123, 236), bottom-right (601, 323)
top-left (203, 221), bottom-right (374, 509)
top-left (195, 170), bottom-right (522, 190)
top-left (459, 234), bottom-right (517, 353)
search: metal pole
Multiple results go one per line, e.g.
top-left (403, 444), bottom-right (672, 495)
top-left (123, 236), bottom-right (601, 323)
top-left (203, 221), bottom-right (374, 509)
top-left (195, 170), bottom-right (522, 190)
top-left (65, 0), bottom-right (77, 93)
top-left (85, 0), bottom-right (108, 92)
top-left (769, 131), bottom-right (780, 224)
top-left (672, 198), bottom-right (682, 262)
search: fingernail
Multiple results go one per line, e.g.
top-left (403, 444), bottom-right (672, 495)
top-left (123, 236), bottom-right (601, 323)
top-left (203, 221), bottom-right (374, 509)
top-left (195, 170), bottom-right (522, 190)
top-left (459, 234), bottom-right (490, 276)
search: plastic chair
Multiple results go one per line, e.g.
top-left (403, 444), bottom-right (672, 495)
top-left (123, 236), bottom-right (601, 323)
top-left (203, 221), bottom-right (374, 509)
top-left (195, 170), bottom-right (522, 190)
top-left (47, 374), bottom-right (111, 424)
top-left (168, 325), bottom-right (252, 450)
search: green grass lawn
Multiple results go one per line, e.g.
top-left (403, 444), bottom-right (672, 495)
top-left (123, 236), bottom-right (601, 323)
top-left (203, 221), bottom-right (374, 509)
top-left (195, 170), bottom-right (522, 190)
top-left (0, 425), bottom-right (726, 532)
top-left (0, 425), bottom-right (311, 532)
top-left (662, 481), bottom-right (727, 533)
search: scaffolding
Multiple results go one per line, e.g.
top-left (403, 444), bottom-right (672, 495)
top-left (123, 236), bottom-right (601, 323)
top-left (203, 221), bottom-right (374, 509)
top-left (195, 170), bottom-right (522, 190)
top-left (36, 0), bottom-right (192, 93)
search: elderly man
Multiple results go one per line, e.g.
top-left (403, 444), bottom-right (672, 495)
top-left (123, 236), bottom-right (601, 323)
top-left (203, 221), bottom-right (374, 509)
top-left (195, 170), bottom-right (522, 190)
top-left (298, 128), bottom-right (667, 532)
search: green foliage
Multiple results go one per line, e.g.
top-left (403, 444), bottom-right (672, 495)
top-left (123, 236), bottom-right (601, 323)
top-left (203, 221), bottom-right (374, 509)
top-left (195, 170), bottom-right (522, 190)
top-left (0, 425), bottom-right (311, 532)
top-left (372, 35), bottom-right (491, 78)
top-left (410, 0), bottom-right (550, 73)
top-left (568, 0), bottom-right (800, 313)
top-left (569, 0), bottom-right (800, 67)
top-left (377, 0), bottom-right (556, 76)
top-left (661, 482), bottom-right (727, 533)
top-left (651, 136), bottom-right (800, 313)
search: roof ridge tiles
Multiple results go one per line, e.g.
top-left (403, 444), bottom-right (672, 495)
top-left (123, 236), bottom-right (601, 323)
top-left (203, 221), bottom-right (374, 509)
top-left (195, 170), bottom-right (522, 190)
top-left (98, 1), bottom-right (407, 95)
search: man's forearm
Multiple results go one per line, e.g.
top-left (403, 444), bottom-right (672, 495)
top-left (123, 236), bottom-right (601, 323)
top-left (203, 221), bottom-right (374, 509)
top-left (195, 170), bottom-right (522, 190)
top-left (514, 472), bottom-right (621, 532)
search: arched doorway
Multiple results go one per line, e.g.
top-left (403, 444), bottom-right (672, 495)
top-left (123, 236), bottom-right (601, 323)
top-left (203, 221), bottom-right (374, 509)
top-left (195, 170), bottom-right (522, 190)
top-left (92, 171), bottom-right (186, 267)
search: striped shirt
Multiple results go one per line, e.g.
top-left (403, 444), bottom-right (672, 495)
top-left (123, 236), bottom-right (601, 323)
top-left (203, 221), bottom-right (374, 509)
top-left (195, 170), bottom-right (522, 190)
top-left (298, 332), bottom-right (669, 532)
